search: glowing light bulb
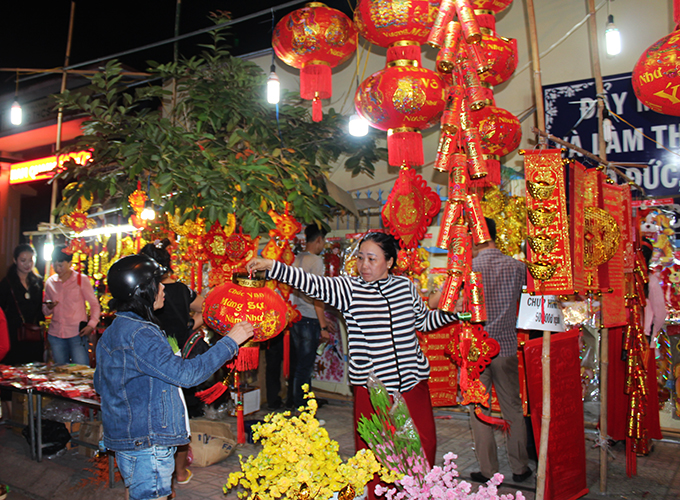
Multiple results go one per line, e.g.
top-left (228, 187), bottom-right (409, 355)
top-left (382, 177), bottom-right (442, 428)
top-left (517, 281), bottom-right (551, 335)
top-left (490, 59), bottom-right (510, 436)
top-left (267, 67), bottom-right (280, 105)
top-left (605, 15), bottom-right (621, 56)
top-left (348, 114), bottom-right (369, 137)
top-left (44, 241), bottom-right (54, 261)
top-left (140, 205), bottom-right (156, 221)
top-left (10, 101), bottom-right (22, 125)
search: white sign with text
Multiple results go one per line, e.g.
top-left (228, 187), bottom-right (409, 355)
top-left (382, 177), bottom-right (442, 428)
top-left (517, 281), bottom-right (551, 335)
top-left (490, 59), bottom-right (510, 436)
top-left (516, 294), bottom-right (566, 332)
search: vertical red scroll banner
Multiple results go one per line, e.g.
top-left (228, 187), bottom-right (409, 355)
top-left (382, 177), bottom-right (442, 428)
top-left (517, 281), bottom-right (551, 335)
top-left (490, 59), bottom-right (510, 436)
top-left (569, 161), bottom-right (586, 294)
top-left (419, 324), bottom-right (458, 406)
top-left (524, 149), bottom-right (574, 294)
top-left (601, 183), bottom-right (628, 328)
top-left (524, 330), bottom-right (589, 500)
top-left (583, 170), bottom-right (611, 292)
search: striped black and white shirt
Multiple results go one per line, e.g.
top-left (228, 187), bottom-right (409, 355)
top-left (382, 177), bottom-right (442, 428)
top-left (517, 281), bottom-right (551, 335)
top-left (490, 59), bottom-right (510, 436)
top-left (269, 261), bottom-right (456, 393)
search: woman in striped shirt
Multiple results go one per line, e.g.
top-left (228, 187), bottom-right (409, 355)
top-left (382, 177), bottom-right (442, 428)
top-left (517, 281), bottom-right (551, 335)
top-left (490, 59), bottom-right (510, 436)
top-left (247, 233), bottom-right (456, 480)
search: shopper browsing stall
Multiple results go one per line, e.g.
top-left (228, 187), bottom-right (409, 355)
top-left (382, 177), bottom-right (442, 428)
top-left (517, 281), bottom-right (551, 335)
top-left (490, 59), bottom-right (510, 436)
top-left (0, 244), bottom-right (45, 365)
top-left (95, 254), bottom-right (253, 500)
top-left (43, 245), bottom-right (101, 366)
top-left (247, 232), bottom-right (457, 495)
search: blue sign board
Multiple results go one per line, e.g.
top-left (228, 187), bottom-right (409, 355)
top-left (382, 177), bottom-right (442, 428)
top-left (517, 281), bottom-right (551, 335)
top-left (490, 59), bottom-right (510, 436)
top-left (543, 72), bottom-right (680, 199)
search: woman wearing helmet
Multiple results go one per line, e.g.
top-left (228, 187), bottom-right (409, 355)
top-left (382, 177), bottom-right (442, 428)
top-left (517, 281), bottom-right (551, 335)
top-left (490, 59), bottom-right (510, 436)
top-left (94, 254), bottom-right (253, 500)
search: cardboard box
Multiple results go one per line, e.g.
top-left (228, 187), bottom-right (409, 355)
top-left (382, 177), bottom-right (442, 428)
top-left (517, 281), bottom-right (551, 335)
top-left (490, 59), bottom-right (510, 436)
top-left (65, 421), bottom-right (82, 450)
top-left (189, 419), bottom-right (236, 467)
top-left (77, 421), bottom-right (103, 458)
top-left (11, 393), bottom-right (53, 426)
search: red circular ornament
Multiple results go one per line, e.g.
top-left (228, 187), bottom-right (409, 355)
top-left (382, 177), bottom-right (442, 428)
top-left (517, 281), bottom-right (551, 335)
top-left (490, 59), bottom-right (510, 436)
top-left (355, 62), bottom-right (446, 166)
top-left (203, 275), bottom-right (288, 342)
top-left (632, 29), bottom-right (680, 116)
top-left (353, 0), bottom-right (438, 48)
top-left (273, 2), bottom-right (357, 121)
top-left (471, 89), bottom-right (521, 157)
top-left (478, 28), bottom-right (518, 86)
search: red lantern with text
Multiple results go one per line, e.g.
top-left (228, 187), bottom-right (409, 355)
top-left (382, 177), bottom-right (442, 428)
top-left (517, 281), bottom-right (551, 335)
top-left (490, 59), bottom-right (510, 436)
top-left (354, 0), bottom-right (438, 61)
top-left (469, 87), bottom-right (521, 185)
top-left (273, 3), bottom-right (357, 122)
top-left (355, 62), bottom-right (446, 167)
top-left (632, 29), bottom-right (680, 116)
top-left (478, 26), bottom-right (518, 86)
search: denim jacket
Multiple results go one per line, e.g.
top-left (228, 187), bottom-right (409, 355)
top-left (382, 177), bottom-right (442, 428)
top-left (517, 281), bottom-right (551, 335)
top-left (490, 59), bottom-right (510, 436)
top-left (94, 311), bottom-right (238, 451)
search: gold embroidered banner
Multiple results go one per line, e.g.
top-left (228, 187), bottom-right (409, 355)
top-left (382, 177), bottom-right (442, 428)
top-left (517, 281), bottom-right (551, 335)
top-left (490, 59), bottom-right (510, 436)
top-left (524, 149), bottom-right (574, 294)
top-left (601, 183), bottom-right (627, 328)
top-left (569, 161), bottom-right (586, 294)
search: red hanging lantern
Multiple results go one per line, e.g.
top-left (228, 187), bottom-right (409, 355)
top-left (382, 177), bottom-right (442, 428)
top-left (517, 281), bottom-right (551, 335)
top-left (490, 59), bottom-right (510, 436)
top-left (272, 3), bottom-right (357, 122)
top-left (632, 29), bottom-right (680, 116)
top-left (355, 62), bottom-right (446, 167)
top-left (354, 0), bottom-right (438, 61)
top-left (478, 25), bottom-right (518, 86)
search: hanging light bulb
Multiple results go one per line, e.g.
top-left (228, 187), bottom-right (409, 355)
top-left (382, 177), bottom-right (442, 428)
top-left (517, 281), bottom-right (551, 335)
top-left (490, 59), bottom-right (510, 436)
top-left (10, 101), bottom-right (22, 126)
top-left (140, 201), bottom-right (156, 221)
top-left (267, 64), bottom-right (280, 105)
top-left (43, 236), bottom-right (54, 262)
top-left (605, 14), bottom-right (621, 56)
top-left (348, 114), bottom-right (369, 137)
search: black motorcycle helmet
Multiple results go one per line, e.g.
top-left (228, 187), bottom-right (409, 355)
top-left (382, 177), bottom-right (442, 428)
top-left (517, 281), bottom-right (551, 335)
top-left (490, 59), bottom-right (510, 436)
top-left (108, 254), bottom-right (167, 301)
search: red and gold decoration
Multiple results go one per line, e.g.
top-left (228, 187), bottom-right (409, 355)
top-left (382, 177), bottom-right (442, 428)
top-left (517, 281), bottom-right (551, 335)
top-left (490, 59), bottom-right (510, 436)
top-left (419, 324), bottom-right (458, 407)
top-left (480, 186), bottom-right (526, 257)
top-left (381, 167), bottom-right (442, 249)
top-left (632, 28), bottom-right (680, 116)
top-left (446, 322), bottom-right (507, 429)
top-left (600, 182), bottom-right (629, 328)
top-left (273, 2), bottom-right (357, 122)
top-left (354, 62), bottom-right (446, 167)
top-left (60, 182), bottom-right (96, 234)
top-left (523, 149), bottom-right (574, 296)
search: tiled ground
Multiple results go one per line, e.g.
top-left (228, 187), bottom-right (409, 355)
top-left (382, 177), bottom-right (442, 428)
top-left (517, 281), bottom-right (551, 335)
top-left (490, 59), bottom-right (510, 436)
top-left (1, 397), bottom-right (680, 500)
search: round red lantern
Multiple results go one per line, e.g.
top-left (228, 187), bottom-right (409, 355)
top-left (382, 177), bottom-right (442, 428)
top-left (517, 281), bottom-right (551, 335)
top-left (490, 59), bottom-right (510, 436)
top-left (478, 27), bottom-right (517, 86)
top-left (632, 29), bottom-right (680, 116)
top-left (203, 274), bottom-right (288, 343)
top-left (354, 0), bottom-right (437, 46)
top-left (273, 3), bottom-right (357, 121)
top-left (355, 61), bottom-right (446, 167)
top-left (471, 0), bottom-right (513, 14)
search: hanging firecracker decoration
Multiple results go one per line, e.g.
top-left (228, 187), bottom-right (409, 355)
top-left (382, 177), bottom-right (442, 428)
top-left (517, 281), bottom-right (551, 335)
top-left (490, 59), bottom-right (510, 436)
top-left (381, 167), bottom-right (442, 248)
top-left (273, 2), bottom-right (357, 122)
top-left (632, 28), bottom-right (680, 116)
top-left (355, 63), bottom-right (446, 167)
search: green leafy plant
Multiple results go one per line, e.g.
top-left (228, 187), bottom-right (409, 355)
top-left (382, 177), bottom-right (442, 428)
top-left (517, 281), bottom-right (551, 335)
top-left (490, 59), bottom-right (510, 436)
top-left (53, 14), bottom-right (386, 235)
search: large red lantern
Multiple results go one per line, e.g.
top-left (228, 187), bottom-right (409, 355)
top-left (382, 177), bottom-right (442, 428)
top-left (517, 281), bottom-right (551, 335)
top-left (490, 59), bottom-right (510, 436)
top-left (469, 87), bottom-right (521, 185)
top-left (355, 62), bottom-right (446, 166)
top-left (478, 27), bottom-right (517, 86)
top-left (353, 0), bottom-right (438, 48)
top-left (273, 3), bottom-right (357, 121)
top-left (632, 29), bottom-right (680, 116)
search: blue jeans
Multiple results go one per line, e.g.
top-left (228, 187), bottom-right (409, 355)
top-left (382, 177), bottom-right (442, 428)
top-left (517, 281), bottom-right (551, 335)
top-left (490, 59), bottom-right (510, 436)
top-left (116, 445), bottom-right (176, 500)
top-left (289, 317), bottom-right (320, 408)
top-left (48, 334), bottom-right (90, 365)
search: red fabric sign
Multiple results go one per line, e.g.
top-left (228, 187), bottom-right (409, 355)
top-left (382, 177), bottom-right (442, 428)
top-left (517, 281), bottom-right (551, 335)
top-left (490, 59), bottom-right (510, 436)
top-left (524, 330), bottom-right (589, 500)
top-left (419, 324), bottom-right (458, 407)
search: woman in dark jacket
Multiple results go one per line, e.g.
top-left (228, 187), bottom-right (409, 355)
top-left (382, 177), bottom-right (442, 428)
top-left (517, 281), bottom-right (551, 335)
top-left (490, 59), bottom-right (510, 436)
top-left (0, 244), bottom-right (45, 365)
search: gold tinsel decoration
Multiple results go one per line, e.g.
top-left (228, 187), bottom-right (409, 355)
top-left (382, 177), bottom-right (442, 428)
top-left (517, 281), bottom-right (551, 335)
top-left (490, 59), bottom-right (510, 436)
top-left (584, 206), bottom-right (620, 267)
top-left (480, 186), bottom-right (527, 257)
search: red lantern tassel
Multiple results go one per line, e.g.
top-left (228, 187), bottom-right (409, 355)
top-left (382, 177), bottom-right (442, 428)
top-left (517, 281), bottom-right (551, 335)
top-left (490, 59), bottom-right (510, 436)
top-left (387, 129), bottom-right (424, 167)
top-left (312, 95), bottom-right (323, 122)
top-left (225, 346), bottom-right (260, 372)
top-left (195, 377), bottom-right (229, 404)
top-left (283, 330), bottom-right (290, 379)
top-left (474, 405), bottom-right (510, 432)
top-left (300, 64), bottom-right (332, 100)
top-left (237, 404), bottom-right (246, 444)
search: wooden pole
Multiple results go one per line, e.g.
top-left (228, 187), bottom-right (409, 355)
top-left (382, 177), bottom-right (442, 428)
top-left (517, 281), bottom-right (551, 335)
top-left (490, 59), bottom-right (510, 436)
top-left (50, 0), bottom-right (76, 229)
top-left (525, 1), bottom-right (550, 498)
top-left (586, 0), bottom-right (609, 492)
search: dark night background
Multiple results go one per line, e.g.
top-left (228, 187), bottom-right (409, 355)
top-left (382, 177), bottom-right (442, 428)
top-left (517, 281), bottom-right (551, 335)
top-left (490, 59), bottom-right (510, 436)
top-left (1, 0), bottom-right (355, 95)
